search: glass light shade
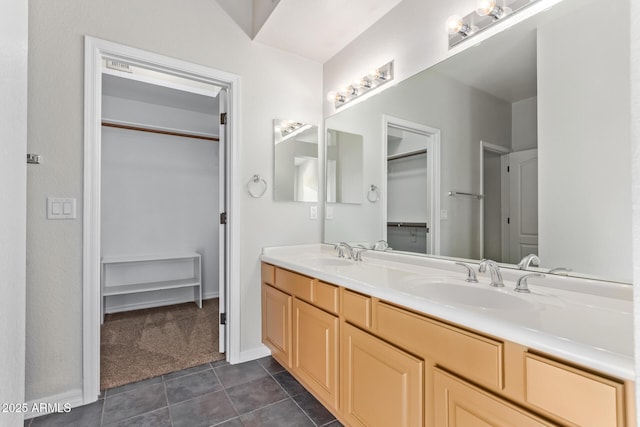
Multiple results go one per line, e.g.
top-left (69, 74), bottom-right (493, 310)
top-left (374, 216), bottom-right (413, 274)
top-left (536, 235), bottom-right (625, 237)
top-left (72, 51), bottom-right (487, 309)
top-left (446, 15), bottom-right (464, 34)
top-left (476, 0), bottom-right (497, 15)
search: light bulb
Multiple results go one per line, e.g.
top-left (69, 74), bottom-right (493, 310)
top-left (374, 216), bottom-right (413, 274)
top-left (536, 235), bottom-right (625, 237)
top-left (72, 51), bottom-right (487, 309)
top-left (476, 0), bottom-right (504, 19)
top-left (326, 91), bottom-right (337, 102)
top-left (446, 15), bottom-right (471, 36)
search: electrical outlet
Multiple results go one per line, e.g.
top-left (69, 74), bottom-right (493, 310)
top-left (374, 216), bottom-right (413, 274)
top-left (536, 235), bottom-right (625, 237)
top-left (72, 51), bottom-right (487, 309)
top-left (310, 205), bottom-right (318, 220)
top-left (326, 206), bottom-right (334, 220)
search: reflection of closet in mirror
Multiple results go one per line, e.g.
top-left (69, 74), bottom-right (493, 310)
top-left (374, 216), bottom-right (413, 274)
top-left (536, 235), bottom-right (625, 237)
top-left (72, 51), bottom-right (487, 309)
top-left (387, 126), bottom-right (429, 253)
top-left (326, 129), bottom-right (363, 204)
top-left (384, 119), bottom-right (440, 254)
top-left (273, 119), bottom-right (319, 202)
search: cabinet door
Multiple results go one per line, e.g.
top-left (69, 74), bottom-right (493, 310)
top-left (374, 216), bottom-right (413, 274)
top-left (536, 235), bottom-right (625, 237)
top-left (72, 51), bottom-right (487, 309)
top-left (293, 299), bottom-right (339, 409)
top-left (262, 284), bottom-right (292, 367)
top-left (342, 323), bottom-right (423, 427)
top-left (434, 369), bottom-right (555, 427)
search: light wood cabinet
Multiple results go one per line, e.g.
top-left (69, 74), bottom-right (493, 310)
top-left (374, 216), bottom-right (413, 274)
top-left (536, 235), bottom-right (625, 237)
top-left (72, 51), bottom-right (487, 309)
top-left (342, 322), bottom-right (423, 427)
top-left (434, 368), bottom-right (554, 427)
top-left (293, 298), bottom-right (339, 409)
top-left (260, 263), bottom-right (632, 427)
top-left (261, 284), bottom-right (292, 367)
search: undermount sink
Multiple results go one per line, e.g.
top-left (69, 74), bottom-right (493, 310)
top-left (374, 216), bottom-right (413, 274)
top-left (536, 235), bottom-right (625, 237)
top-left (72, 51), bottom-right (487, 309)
top-left (304, 256), bottom-right (354, 268)
top-left (397, 279), bottom-right (537, 311)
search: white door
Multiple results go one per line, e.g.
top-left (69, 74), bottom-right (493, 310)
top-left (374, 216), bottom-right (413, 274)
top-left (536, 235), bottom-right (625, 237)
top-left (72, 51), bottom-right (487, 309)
top-left (507, 149), bottom-right (538, 264)
top-left (218, 89), bottom-right (228, 353)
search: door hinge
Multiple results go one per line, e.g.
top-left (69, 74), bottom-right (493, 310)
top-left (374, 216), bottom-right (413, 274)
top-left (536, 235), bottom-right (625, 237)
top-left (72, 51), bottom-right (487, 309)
top-left (220, 313), bottom-right (226, 325)
top-left (220, 112), bottom-right (227, 125)
top-left (507, 165), bottom-right (510, 172)
top-left (220, 212), bottom-right (227, 225)
top-left (507, 217), bottom-right (511, 224)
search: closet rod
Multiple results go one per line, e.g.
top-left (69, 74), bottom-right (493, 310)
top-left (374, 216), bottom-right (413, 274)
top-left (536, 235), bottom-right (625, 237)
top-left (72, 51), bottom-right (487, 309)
top-left (387, 148), bottom-right (427, 161)
top-left (102, 121), bottom-right (219, 142)
top-left (387, 221), bottom-right (428, 228)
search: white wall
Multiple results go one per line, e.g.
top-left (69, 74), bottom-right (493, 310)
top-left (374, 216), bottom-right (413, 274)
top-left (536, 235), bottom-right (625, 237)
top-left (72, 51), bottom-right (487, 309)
top-left (0, 1), bottom-right (27, 426)
top-left (631, 0), bottom-right (640, 422)
top-left (324, 71), bottom-right (511, 259)
top-left (512, 96), bottom-right (537, 152)
top-left (101, 128), bottom-right (219, 307)
top-left (27, 0), bottom-right (321, 403)
top-left (537, 0), bottom-right (631, 282)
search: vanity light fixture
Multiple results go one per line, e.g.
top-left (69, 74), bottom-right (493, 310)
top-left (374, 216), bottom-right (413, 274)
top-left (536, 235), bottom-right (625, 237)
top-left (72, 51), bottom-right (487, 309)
top-left (446, 15), bottom-right (472, 37)
top-left (447, 0), bottom-right (540, 49)
top-left (327, 60), bottom-right (394, 109)
top-left (476, 0), bottom-right (505, 19)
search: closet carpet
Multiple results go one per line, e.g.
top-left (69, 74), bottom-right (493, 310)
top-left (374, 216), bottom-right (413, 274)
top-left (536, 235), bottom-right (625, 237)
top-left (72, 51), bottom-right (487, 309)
top-left (100, 298), bottom-right (225, 390)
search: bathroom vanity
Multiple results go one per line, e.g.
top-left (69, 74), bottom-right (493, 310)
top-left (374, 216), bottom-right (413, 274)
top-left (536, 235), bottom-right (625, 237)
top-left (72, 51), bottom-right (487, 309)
top-left (260, 244), bottom-right (634, 427)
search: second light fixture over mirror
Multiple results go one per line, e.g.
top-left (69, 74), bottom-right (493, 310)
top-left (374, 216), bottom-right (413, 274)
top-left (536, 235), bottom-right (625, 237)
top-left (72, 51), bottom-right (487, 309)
top-left (273, 119), bottom-right (319, 203)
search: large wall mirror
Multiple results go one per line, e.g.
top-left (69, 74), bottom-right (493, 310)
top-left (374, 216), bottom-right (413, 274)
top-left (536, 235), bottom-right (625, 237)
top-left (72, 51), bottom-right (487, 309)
top-left (323, 0), bottom-right (632, 283)
top-left (274, 119), bottom-right (319, 202)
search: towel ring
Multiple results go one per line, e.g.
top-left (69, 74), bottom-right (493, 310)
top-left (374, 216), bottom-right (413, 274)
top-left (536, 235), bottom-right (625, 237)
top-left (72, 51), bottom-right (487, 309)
top-left (247, 174), bottom-right (267, 198)
top-left (367, 184), bottom-right (380, 203)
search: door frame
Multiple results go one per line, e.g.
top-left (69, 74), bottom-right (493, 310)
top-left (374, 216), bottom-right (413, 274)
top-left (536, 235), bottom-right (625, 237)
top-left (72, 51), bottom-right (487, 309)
top-left (382, 115), bottom-right (441, 255)
top-left (479, 140), bottom-right (510, 260)
top-left (83, 37), bottom-right (241, 404)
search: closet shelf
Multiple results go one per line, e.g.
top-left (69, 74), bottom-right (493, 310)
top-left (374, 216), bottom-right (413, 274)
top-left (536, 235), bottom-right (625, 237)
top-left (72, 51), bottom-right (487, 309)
top-left (103, 279), bottom-right (201, 297)
top-left (387, 148), bottom-right (427, 161)
top-left (101, 252), bottom-right (202, 322)
top-left (102, 120), bottom-right (219, 142)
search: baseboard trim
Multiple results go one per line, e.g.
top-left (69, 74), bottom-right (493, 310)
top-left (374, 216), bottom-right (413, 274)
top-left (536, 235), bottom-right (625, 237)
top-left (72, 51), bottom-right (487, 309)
top-left (23, 388), bottom-right (84, 420)
top-left (235, 344), bottom-right (270, 364)
top-left (203, 291), bottom-right (220, 300)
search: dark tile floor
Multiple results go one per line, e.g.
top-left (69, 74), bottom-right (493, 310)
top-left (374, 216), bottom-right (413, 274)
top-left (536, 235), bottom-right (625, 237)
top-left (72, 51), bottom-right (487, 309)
top-left (25, 357), bottom-right (343, 427)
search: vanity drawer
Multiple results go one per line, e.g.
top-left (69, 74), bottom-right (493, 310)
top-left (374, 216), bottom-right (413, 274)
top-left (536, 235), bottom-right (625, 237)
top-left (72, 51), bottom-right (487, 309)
top-left (342, 289), bottom-right (372, 329)
top-left (312, 281), bottom-right (339, 314)
top-left (261, 263), bottom-right (275, 285)
top-left (524, 353), bottom-right (624, 427)
top-left (274, 268), bottom-right (313, 300)
top-left (376, 301), bottom-right (504, 390)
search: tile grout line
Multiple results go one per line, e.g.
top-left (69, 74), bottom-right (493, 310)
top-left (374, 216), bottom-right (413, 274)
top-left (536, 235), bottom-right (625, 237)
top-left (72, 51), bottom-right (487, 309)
top-left (211, 362), bottom-right (242, 424)
top-left (162, 375), bottom-right (174, 427)
top-left (260, 358), bottom-right (321, 427)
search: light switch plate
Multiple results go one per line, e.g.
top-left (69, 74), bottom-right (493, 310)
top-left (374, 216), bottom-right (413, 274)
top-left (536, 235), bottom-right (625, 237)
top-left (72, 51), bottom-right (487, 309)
top-left (309, 205), bottom-right (318, 220)
top-left (47, 197), bottom-right (77, 220)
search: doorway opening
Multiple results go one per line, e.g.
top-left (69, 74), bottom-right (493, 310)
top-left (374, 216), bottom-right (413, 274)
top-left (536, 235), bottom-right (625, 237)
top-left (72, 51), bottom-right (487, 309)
top-left (480, 141), bottom-right (538, 263)
top-left (382, 116), bottom-right (440, 255)
top-left (83, 37), bottom-right (240, 404)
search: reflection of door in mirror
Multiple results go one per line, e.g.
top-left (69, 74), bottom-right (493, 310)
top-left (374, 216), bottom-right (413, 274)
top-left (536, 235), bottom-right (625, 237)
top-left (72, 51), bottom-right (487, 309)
top-left (507, 149), bottom-right (538, 263)
top-left (481, 146), bottom-right (538, 264)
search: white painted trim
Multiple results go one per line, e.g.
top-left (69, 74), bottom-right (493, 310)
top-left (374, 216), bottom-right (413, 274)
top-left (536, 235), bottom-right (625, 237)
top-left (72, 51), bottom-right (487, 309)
top-left (479, 141), bottom-right (511, 259)
top-left (23, 388), bottom-right (84, 420)
top-left (382, 115), bottom-right (441, 255)
top-left (83, 36), bottom-right (241, 403)
top-left (238, 344), bottom-right (271, 363)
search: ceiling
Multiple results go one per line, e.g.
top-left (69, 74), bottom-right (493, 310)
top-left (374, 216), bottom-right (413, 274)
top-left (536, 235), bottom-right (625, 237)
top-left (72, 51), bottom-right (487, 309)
top-left (249, 0), bottom-right (404, 63)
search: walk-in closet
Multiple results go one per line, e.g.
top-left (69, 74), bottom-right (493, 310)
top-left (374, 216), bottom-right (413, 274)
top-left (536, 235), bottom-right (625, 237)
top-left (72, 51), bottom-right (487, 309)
top-left (99, 61), bottom-right (224, 389)
top-left (386, 125), bottom-right (431, 253)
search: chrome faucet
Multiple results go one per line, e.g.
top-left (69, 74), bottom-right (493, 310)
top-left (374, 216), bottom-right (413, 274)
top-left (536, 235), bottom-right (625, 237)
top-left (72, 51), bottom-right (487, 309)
top-left (373, 240), bottom-right (391, 251)
top-left (517, 254), bottom-right (540, 270)
top-left (335, 242), bottom-right (355, 259)
top-left (455, 262), bottom-right (478, 283)
top-left (515, 273), bottom-right (545, 293)
top-left (478, 259), bottom-right (504, 287)
top-left (352, 247), bottom-right (367, 261)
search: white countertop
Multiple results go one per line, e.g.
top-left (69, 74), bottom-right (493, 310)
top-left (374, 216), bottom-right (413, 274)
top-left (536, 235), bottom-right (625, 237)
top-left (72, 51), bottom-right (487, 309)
top-left (261, 244), bottom-right (634, 381)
